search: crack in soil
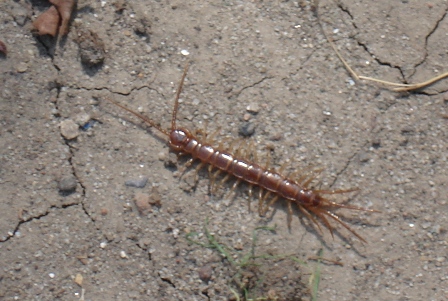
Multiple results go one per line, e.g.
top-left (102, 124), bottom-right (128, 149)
top-left (229, 76), bottom-right (273, 98)
top-left (412, 6), bottom-right (448, 77)
top-left (0, 202), bottom-right (81, 243)
top-left (335, 2), bottom-right (407, 81)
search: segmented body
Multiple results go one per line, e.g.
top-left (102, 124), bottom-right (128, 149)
top-left (106, 64), bottom-right (377, 243)
top-left (171, 128), bottom-right (312, 203)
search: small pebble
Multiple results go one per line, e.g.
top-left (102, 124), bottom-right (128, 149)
top-left (76, 26), bottom-right (106, 66)
top-left (158, 151), bottom-right (167, 161)
top-left (401, 126), bottom-right (414, 135)
top-left (58, 176), bottom-right (77, 193)
top-left (198, 265), bottom-right (213, 282)
top-left (148, 188), bottom-right (162, 207)
top-left (16, 62), bottom-right (28, 73)
top-left (371, 138), bottom-right (381, 149)
top-left (246, 103), bottom-right (260, 114)
top-left (74, 112), bottom-right (92, 127)
top-left (125, 176), bottom-right (148, 188)
top-left (164, 152), bottom-right (178, 168)
top-left (49, 273), bottom-right (55, 279)
top-left (431, 224), bottom-right (441, 234)
top-left (74, 273), bottom-right (83, 286)
top-left (134, 192), bottom-right (151, 214)
top-left (233, 239), bottom-right (244, 250)
top-left (60, 119), bottom-right (80, 140)
top-left (358, 151), bottom-right (370, 163)
top-left (239, 122), bottom-right (256, 137)
top-left (100, 242), bottom-right (107, 249)
top-left (120, 250), bottom-right (127, 258)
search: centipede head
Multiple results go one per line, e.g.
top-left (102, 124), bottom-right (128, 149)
top-left (169, 128), bottom-right (193, 151)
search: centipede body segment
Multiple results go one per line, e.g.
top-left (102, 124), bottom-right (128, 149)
top-left (105, 63), bottom-right (378, 243)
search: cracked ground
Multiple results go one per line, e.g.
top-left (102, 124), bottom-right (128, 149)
top-left (1, 0), bottom-right (447, 300)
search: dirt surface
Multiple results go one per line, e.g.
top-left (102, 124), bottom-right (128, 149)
top-left (1, 1), bottom-right (447, 300)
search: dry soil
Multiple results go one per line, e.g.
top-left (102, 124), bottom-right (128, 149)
top-left (0, 1), bottom-right (447, 300)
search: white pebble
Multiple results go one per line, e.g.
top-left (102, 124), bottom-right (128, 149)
top-left (49, 273), bottom-right (55, 278)
top-left (120, 250), bottom-right (128, 258)
top-left (100, 242), bottom-right (107, 249)
top-left (181, 49), bottom-right (189, 56)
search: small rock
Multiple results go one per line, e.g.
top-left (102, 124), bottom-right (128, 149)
top-left (164, 152), bottom-right (178, 168)
top-left (371, 138), bottom-right (381, 149)
top-left (60, 119), bottom-right (80, 140)
top-left (246, 103), bottom-right (260, 114)
top-left (233, 240), bottom-right (244, 250)
top-left (74, 273), bottom-right (83, 286)
top-left (401, 126), bottom-right (414, 135)
top-left (74, 112), bottom-right (91, 127)
top-left (358, 151), bottom-right (370, 163)
top-left (148, 187), bottom-right (162, 207)
top-left (16, 62), bottom-right (28, 73)
top-left (125, 176), bottom-right (148, 188)
top-left (138, 237), bottom-right (151, 249)
top-left (158, 151), bottom-right (167, 161)
top-left (75, 25), bottom-right (106, 67)
top-left (180, 170), bottom-right (197, 192)
top-left (58, 176), bottom-right (77, 193)
top-left (134, 192), bottom-right (151, 214)
top-left (239, 122), bottom-right (256, 137)
top-left (198, 265), bottom-right (213, 282)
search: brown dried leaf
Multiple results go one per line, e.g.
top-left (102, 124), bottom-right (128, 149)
top-left (0, 40), bottom-right (6, 56)
top-left (50, 0), bottom-right (76, 36)
top-left (33, 6), bottom-right (60, 37)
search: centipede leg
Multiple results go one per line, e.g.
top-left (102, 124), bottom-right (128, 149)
top-left (323, 210), bottom-right (367, 243)
top-left (258, 189), bottom-right (272, 216)
top-left (307, 206), bottom-right (335, 239)
top-left (223, 178), bottom-right (242, 207)
top-left (178, 157), bottom-right (198, 179)
top-left (287, 201), bottom-right (293, 230)
top-left (313, 188), bottom-right (359, 195)
top-left (209, 168), bottom-right (222, 194)
top-left (247, 184), bottom-right (254, 212)
top-left (297, 205), bottom-right (324, 235)
top-left (214, 172), bottom-right (231, 194)
top-left (301, 169), bottom-right (325, 188)
top-left (261, 195), bottom-right (280, 217)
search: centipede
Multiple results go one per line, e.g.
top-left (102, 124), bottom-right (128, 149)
top-left (105, 63), bottom-right (378, 243)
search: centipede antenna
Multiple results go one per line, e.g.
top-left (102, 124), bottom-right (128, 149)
top-left (324, 199), bottom-right (381, 213)
top-left (172, 63), bottom-right (190, 130)
top-left (104, 97), bottom-right (169, 137)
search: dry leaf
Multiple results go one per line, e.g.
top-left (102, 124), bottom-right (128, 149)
top-left (33, 5), bottom-right (60, 37)
top-left (50, 0), bottom-right (76, 36)
top-left (0, 40), bottom-right (6, 56)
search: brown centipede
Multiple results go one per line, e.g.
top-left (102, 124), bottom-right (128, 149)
top-left (105, 64), bottom-right (378, 243)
